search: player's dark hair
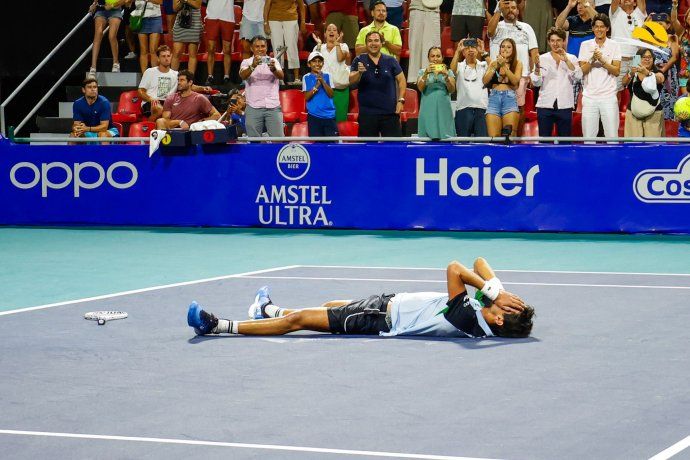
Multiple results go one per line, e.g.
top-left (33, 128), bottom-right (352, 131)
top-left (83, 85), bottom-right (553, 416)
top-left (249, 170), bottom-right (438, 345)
top-left (178, 69), bottom-right (194, 83)
top-left (493, 305), bottom-right (535, 338)
top-left (82, 77), bottom-right (98, 88)
top-left (592, 13), bottom-right (611, 30)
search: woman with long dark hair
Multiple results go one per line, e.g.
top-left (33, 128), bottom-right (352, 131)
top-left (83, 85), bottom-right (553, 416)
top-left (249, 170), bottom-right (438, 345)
top-left (483, 38), bottom-right (522, 136)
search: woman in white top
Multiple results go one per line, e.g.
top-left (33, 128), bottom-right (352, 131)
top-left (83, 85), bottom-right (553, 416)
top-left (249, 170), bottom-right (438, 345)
top-left (313, 23), bottom-right (352, 122)
top-left (450, 38), bottom-right (489, 136)
top-left (131, 0), bottom-right (164, 73)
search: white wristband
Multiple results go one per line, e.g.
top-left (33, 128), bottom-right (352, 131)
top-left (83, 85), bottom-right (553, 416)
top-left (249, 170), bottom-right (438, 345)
top-left (480, 277), bottom-right (503, 301)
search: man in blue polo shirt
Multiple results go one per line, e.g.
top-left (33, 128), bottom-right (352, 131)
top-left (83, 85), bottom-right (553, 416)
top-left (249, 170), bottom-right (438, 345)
top-left (349, 30), bottom-right (407, 137)
top-left (70, 77), bottom-right (119, 140)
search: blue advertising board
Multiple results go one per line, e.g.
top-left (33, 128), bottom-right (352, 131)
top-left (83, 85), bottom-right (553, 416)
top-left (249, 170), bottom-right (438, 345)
top-left (1, 138), bottom-right (690, 233)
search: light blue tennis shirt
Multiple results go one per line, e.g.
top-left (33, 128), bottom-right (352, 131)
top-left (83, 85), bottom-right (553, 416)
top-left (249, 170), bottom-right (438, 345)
top-left (380, 292), bottom-right (494, 338)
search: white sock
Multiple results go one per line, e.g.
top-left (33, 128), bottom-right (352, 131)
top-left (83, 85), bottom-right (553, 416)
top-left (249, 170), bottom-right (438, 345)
top-left (213, 319), bottom-right (239, 334)
top-left (263, 304), bottom-right (286, 318)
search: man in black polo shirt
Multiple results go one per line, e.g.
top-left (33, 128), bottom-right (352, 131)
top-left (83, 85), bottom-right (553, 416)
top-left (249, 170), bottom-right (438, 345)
top-left (349, 30), bottom-right (407, 137)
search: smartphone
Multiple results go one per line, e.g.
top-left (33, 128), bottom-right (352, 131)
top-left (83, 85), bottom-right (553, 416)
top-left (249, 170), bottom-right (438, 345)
top-left (433, 64), bottom-right (447, 72)
top-left (632, 55), bottom-right (641, 67)
top-left (464, 38), bottom-right (478, 48)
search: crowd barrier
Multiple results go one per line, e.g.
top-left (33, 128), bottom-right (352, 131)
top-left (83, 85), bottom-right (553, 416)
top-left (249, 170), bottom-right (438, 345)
top-left (1, 137), bottom-right (690, 233)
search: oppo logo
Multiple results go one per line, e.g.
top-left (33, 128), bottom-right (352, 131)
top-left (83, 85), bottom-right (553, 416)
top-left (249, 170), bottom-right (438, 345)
top-left (10, 161), bottom-right (138, 197)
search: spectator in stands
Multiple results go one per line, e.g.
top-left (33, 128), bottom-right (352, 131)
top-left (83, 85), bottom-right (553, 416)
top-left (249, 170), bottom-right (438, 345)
top-left (488, 0), bottom-right (539, 130)
top-left (381, 0), bottom-right (405, 29)
top-left (652, 13), bottom-right (680, 120)
top-left (239, 0), bottom-right (266, 59)
top-left (555, 0), bottom-right (597, 57)
top-left (578, 14), bottom-right (622, 139)
top-left (303, 51), bottom-right (339, 136)
top-left (239, 36), bottom-right (285, 137)
top-left (622, 48), bottom-right (665, 136)
top-left (313, 24), bottom-right (352, 122)
top-left (355, 2), bottom-right (403, 59)
top-left (407, 0), bottom-right (442, 84)
top-left (594, 0), bottom-right (611, 14)
top-left (417, 47), bottom-right (457, 139)
top-left (324, 0), bottom-right (359, 49)
top-left (139, 45), bottom-right (213, 121)
top-left (451, 38), bottom-right (489, 136)
top-left (221, 89), bottom-right (247, 134)
top-left (450, 0), bottom-right (486, 45)
top-left (131, 0), bottom-right (164, 74)
top-left (610, 0), bottom-right (647, 91)
top-left (205, 0), bottom-right (236, 85)
top-left (530, 27), bottom-right (582, 136)
top-left (523, 0), bottom-right (554, 53)
top-left (156, 70), bottom-right (221, 129)
top-left (162, 0), bottom-right (177, 33)
top-left (350, 31), bottom-right (407, 137)
top-left (88, 0), bottom-right (126, 75)
top-left (70, 77), bottom-right (120, 139)
top-left (264, 0), bottom-right (305, 85)
top-left (483, 37), bottom-right (522, 136)
top-left (171, 0), bottom-right (202, 74)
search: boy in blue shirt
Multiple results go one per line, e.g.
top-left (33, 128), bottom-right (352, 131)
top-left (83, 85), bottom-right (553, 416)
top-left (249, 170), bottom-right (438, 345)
top-left (70, 77), bottom-right (119, 140)
top-left (302, 51), bottom-right (339, 137)
top-left (188, 258), bottom-right (534, 339)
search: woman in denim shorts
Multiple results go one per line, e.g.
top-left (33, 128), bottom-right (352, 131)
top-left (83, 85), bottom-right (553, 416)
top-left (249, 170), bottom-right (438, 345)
top-left (482, 38), bottom-right (522, 137)
top-left (131, 0), bottom-right (164, 73)
top-left (89, 0), bottom-right (126, 74)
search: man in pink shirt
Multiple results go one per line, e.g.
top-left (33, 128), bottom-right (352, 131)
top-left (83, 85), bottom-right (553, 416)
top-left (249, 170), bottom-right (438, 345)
top-left (156, 70), bottom-right (221, 130)
top-left (239, 35), bottom-right (285, 137)
top-left (531, 27), bottom-right (583, 137)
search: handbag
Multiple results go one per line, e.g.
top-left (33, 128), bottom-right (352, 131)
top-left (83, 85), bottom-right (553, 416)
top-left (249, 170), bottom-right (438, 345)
top-left (421, 0), bottom-right (443, 8)
top-left (178, 3), bottom-right (193, 29)
top-left (129, 0), bottom-right (149, 33)
top-left (630, 75), bottom-right (659, 120)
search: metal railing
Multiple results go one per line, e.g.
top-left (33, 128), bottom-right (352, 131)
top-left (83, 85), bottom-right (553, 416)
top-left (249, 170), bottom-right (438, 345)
top-left (0, 12), bottom-right (102, 137)
top-left (10, 135), bottom-right (690, 144)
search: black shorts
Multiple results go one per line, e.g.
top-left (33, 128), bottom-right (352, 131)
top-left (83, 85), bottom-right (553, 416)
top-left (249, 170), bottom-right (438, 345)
top-left (450, 15), bottom-right (486, 42)
top-left (327, 294), bottom-right (394, 335)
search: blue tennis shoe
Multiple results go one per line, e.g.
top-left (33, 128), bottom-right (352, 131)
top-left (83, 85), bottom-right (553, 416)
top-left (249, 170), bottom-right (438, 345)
top-left (187, 301), bottom-right (219, 335)
top-left (247, 286), bottom-right (272, 319)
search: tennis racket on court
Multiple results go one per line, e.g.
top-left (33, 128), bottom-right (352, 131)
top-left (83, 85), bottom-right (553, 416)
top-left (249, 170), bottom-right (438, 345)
top-left (84, 311), bottom-right (128, 326)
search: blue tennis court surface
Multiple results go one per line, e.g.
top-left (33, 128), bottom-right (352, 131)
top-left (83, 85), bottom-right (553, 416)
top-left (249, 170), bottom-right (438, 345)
top-left (1, 265), bottom-right (689, 460)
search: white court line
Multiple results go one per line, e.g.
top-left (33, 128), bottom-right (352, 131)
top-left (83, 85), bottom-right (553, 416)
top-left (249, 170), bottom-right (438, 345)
top-left (649, 435), bottom-right (690, 460)
top-left (296, 265), bottom-right (690, 277)
top-left (239, 275), bottom-right (690, 290)
top-left (0, 265), bottom-right (300, 317)
top-left (0, 429), bottom-right (500, 460)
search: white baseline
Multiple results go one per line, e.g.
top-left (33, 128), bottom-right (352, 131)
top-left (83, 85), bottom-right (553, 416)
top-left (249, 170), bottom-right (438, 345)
top-left (649, 434), bottom-right (690, 460)
top-left (0, 429), bottom-right (500, 460)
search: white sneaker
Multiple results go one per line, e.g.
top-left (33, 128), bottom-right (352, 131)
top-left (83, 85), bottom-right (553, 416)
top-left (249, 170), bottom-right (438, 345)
top-left (88, 67), bottom-right (97, 77)
top-left (112, 63), bottom-right (120, 72)
top-left (124, 51), bottom-right (137, 60)
top-left (247, 286), bottom-right (272, 319)
top-left (289, 78), bottom-right (301, 86)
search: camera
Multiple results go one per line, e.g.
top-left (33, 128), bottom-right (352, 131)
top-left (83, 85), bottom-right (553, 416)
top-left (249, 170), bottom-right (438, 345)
top-left (261, 56), bottom-right (271, 65)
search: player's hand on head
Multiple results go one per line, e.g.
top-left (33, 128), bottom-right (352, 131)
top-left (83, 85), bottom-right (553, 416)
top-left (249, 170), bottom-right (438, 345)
top-left (494, 290), bottom-right (525, 313)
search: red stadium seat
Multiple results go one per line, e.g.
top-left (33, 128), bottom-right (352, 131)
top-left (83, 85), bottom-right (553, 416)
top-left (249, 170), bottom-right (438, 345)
top-left (112, 90), bottom-right (143, 123)
top-left (337, 121), bottom-right (359, 136)
top-left (618, 89), bottom-right (631, 113)
top-left (112, 121), bottom-right (125, 137)
top-left (234, 4), bottom-right (242, 22)
top-left (441, 26), bottom-right (454, 58)
top-left (127, 121), bottom-right (156, 144)
top-left (348, 89), bottom-right (359, 121)
top-left (400, 28), bottom-right (410, 59)
top-left (279, 90), bottom-right (307, 122)
top-left (520, 120), bottom-right (539, 140)
top-left (524, 88), bottom-right (537, 122)
top-left (291, 121), bottom-right (309, 136)
top-left (357, 4), bottom-right (369, 26)
top-left (666, 120), bottom-right (680, 137)
top-left (319, 2), bottom-right (328, 21)
top-left (571, 111), bottom-right (583, 137)
top-left (231, 30), bottom-right (243, 61)
top-left (400, 88), bottom-right (419, 122)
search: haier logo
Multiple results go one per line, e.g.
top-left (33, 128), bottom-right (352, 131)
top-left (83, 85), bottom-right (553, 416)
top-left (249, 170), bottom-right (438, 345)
top-left (416, 156), bottom-right (540, 197)
top-left (634, 154), bottom-right (690, 203)
top-left (10, 161), bottom-right (138, 197)
top-left (276, 143), bottom-right (310, 181)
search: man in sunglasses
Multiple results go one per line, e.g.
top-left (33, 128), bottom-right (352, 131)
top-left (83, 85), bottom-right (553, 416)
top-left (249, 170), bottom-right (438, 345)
top-left (610, 0), bottom-right (647, 90)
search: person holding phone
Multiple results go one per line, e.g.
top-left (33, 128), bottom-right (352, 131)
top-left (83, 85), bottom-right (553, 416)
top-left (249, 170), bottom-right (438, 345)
top-left (417, 46), bottom-right (456, 139)
top-left (450, 38), bottom-right (489, 136)
top-left (222, 89), bottom-right (247, 134)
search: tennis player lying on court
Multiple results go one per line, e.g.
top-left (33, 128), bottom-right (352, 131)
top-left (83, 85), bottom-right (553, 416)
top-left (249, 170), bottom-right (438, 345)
top-left (187, 258), bottom-right (534, 338)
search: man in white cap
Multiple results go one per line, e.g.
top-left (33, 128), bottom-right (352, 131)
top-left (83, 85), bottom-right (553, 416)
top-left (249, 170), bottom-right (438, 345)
top-left (302, 50), bottom-right (339, 136)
